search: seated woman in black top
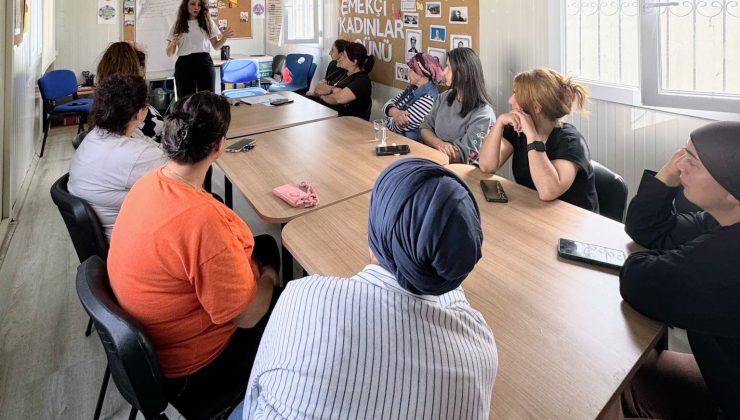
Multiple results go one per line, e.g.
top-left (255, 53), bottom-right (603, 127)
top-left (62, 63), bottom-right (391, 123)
top-left (325, 39), bottom-right (349, 81)
top-left (479, 67), bottom-right (598, 212)
top-left (309, 42), bottom-right (372, 119)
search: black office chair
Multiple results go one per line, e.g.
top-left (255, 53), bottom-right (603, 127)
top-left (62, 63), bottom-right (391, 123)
top-left (50, 173), bottom-right (108, 336)
top-left (591, 160), bottom-right (628, 222)
top-left (76, 256), bottom-right (170, 420)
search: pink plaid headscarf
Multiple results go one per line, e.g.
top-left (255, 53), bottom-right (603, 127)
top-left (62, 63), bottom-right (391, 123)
top-left (407, 52), bottom-right (445, 85)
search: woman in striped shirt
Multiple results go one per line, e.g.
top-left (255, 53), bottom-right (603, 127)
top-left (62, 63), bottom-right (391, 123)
top-left (383, 53), bottom-right (445, 142)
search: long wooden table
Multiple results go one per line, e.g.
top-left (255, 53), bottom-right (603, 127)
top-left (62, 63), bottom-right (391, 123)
top-left (225, 91), bottom-right (337, 139)
top-left (217, 116), bottom-right (448, 279)
top-left (281, 164), bottom-right (666, 420)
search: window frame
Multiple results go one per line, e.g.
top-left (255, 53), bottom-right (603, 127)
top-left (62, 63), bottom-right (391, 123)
top-left (550, 0), bottom-right (740, 121)
top-left (283, 0), bottom-right (320, 45)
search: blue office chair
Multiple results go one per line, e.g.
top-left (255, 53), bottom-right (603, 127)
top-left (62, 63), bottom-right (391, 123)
top-left (38, 70), bottom-right (93, 158)
top-left (221, 59), bottom-right (260, 94)
top-left (296, 62), bottom-right (317, 96)
top-left (221, 87), bottom-right (268, 99)
top-left (268, 54), bottom-right (314, 93)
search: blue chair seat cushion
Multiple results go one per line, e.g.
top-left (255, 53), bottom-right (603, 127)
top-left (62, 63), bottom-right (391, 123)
top-left (221, 87), bottom-right (268, 98)
top-left (54, 98), bottom-right (94, 113)
top-left (268, 82), bottom-right (307, 92)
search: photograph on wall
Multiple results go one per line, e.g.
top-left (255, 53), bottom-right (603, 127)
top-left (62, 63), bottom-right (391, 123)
top-left (240, 11), bottom-right (249, 21)
top-left (218, 0), bottom-right (226, 8)
top-left (405, 29), bottom-right (422, 61)
top-left (429, 25), bottom-right (446, 42)
top-left (229, 0), bottom-right (238, 8)
top-left (425, 2), bottom-right (441, 18)
top-left (395, 63), bottom-right (409, 82)
top-left (403, 12), bottom-right (419, 27)
top-left (218, 19), bottom-right (228, 30)
top-left (124, 14), bottom-right (135, 26)
top-left (401, 0), bottom-right (415, 12)
top-left (449, 6), bottom-right (468, 23)
top-left (427, 47), bottom-right (446, 67)
top-left (450, 34), bottom-right (472, 50)
top-left (210, 9), bottom-right (219, 18)
top-left (209, 0), bottom-right (217, 7)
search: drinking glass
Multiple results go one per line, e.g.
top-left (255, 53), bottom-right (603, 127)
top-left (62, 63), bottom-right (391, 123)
top-left (373, 119), bottom-right (388, 146)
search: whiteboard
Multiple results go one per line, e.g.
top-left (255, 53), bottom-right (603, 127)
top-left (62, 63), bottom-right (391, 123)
top-left (136, 0), bottom-right (181, 73)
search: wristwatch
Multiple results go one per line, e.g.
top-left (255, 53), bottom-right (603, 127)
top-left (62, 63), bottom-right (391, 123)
top-left (527, 141), bottom-right (546, 152)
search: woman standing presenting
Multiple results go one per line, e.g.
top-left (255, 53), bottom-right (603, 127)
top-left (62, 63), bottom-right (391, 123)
top-left (166, 0), bottom-right (233, 97)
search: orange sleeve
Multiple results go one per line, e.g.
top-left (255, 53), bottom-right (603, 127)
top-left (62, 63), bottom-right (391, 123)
top-left (190, 204), bottom-right (259, 325)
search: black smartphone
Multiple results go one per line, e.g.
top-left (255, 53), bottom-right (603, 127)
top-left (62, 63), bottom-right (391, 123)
top-left (225, 138), bottom-right (256, 152)
top-left (376, 144), bottom-right (411, 156)
top-left (557, 238), bottom-right (626, 270)
top-left (480, 180), bottom-right (508, 203)
top-left (270, 98), bottom-right (294, 106)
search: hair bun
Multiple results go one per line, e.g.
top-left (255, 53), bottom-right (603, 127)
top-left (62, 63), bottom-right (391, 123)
top-left (167, 111), bottom-right (194, 148)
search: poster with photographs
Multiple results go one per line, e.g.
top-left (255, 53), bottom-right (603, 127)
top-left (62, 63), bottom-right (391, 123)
top-left (403, 12), bottom-right (418, 27)
top-left (395, 63), bottom-right (409, 82)
top-left (449, 6), bottom-right (468, 23)
top-left (450, 34), bottom-right (472, 50)
top-left (425, 2), bottom-right (441, 18)
top-left (405, 29), bottom-right (422, 61)
top-left (427, 47), bottom-right (446, 68)
top-left (429, 25), bottom-right (445, 42)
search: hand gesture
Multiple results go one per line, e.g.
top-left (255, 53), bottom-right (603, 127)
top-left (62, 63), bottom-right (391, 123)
top-left (221, 27), bottom-right (235, 39)
top-left (395, 111), bottom-right (411, 128)
top-left (510, 110), bottom-right (538, 141)
top-left (172, 33), bottom-right (184, 46)
top-left (655, 147), bottom-right (687, 188)
top-left (437, 141), bottom-right (460, 162)
top-left (497, 112), bottom-right (522, 133)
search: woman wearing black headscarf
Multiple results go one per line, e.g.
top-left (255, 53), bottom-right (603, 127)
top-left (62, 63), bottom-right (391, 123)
top-left (614, 121), bottom-right (740, 420)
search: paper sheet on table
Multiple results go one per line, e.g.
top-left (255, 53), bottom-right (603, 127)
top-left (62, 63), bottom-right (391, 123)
top-left (240, 94), bottom-right (285, 105)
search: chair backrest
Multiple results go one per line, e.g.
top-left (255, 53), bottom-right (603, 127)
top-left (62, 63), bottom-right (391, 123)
top-left (271, 55), bottom-right (286, 77)
top-left (221, 59), bottom-right (260, 85)
top-left (76, 256), bottom-right (169, 419)
top-left (284, 54), bottom-right (314, 87)
top-left (50, 173), bottom-right (109, 263)
top-left (38, 70), bottom-right (79, 101)
top-left (307, 62), bottom-right (317, 86)
top-left (591, 160), bottom-right (628, 222)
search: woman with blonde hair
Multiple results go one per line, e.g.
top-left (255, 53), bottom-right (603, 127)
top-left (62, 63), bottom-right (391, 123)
top-left (97, 41), bottom-right (164, 142)
top-left (479, 67), bottom-right (598, 211)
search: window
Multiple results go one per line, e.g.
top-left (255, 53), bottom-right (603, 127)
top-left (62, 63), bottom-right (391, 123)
top-left (561, 1), bottom-right (740, 114)
top-left (284, 0), bottom-right (319, 44)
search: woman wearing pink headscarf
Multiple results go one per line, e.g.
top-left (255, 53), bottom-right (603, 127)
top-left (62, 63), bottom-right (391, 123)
top-left (383, 52), bottom-right (445, 141)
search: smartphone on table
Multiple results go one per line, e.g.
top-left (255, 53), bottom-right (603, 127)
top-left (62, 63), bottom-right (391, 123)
top-left (270, 98), bottom-right (294, 106)
top-left (480, 180), bottom-right (508, 203)
top-left (376, 144), bottom-right (411, 156)
top-left (225, 138), bottom-right (256, 152)
top-left (557, 238), bottom-right (626, 270)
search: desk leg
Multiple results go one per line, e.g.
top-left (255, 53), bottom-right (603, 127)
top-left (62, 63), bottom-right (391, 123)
top-left (225, 176), bottom-right (233, 208)
top-left (280, 223), bottom-right (294, 283)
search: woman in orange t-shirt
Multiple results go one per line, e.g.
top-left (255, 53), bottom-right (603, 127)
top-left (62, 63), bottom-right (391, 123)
top-left (108, 91), bottom-right (281, 419)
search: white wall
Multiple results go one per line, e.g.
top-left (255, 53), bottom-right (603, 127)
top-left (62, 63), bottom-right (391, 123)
top-left (54, 0), bottom-right (121, 82)
top-left (6, 0), bottom-right (46, 218)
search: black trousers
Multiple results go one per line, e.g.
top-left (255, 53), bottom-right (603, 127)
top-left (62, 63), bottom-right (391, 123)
top-left (175, 52), bottom-right (215, 98)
